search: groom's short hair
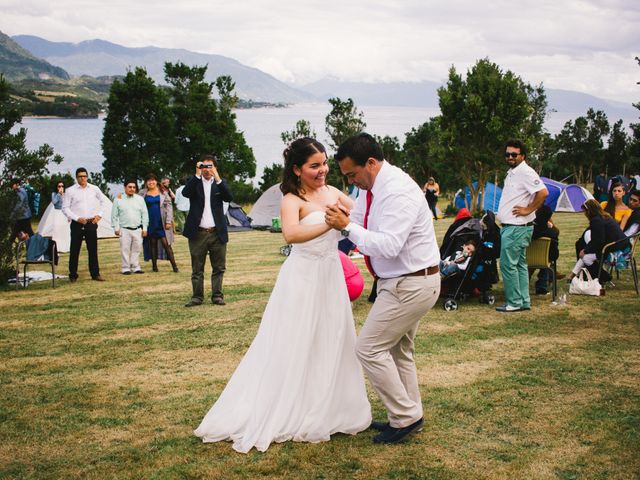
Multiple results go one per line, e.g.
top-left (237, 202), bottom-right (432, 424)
top-left (336, 133), bottom-right (384, 166)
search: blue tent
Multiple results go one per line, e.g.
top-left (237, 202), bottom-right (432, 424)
top-left (541, 177), bottom-right (567, 211)
top-left (455, 181), bottom-right (502, 212)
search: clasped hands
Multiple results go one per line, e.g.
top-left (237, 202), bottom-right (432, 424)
top-left (77, 215), bottom-right (101, 225)
top-left (325, 203), bottom-right (350, 230)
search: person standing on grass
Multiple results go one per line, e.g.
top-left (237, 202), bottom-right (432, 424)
top-left (111, 179), bottom-right (148, 275)
top-left (496, 139), bottom-right (548, 312)
top-left (182, 154), bottom-right (233, 307)
top-left (62, 167), bottom-right (108, 282)
top-left (325, 133), bottom-right (441, 445)
top-left (10, 178), bottom-right (34, 240)
top-left (194, 138), bottom-right (370, 453)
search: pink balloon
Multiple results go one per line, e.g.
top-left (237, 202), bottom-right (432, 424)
top-left (339, 251), bottom-right (364, 301)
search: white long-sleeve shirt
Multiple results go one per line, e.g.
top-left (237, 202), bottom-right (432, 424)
top-left (62, 183), bottom-right (107, 222)
top-left (345, 161), bottom-right (440, 279)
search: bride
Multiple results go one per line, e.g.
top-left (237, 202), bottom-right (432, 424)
top-left (194, 137), bottom-right (371, 453)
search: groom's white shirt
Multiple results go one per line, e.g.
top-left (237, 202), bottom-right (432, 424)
top-left (345, 161), bottom-right (440, 278)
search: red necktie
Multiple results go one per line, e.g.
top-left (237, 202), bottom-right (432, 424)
top-left (363, 190), bottom-right (377, 278)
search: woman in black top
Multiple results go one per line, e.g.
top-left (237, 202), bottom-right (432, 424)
top-left (569, 199), bottom-right (629, 282)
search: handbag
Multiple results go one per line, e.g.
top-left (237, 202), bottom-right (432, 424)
top-left (569, 268), bottom-right (602, 296)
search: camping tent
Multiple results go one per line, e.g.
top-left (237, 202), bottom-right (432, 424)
top-left (37, 195), bottom-right (116, 253)
top-left (249, 184), bottom-right (283, 227)
top-left (541, 177), bottom-right (567, 211)
top-left (454, 182), bottom-right (502, 213)
top-left (227, 202), bottom-right (252, 230)
top-left (555, 184), bottom-right (594, 212)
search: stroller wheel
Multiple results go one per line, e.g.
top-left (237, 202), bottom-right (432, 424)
top-left (444, 299), bottom-right (458, 311)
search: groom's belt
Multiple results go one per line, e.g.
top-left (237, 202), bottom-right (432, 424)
top-left (401, 266), bottom-right (439, 277)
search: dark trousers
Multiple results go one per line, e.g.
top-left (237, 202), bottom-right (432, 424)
top-left (188, 230), bottom-right (227, 302)
top-left (69, 221), bottom-right (99, 279)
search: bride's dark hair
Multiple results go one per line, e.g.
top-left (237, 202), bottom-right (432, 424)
top-left (280, 137), bottom-right (327, 200)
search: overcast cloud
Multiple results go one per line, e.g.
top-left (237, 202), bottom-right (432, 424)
top-left (2, 0), bottom-right (639, 103)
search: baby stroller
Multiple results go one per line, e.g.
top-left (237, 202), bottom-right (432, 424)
top-left (439, 211), bottom-right (501, 311)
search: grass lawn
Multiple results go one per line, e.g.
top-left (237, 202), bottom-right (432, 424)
top-left (1, 213), bottom-right (638, 479)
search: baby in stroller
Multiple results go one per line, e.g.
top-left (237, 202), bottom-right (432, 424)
top-left (439, 210), bottom-right (501, 310)
top-left (440, 239), bottom-right (477, 278)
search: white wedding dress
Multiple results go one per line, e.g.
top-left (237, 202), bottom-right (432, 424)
top-left (194, 211), bottom-right (371, 453)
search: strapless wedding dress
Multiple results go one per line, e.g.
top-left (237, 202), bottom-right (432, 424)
top-left (194, 211), bottom-right (371, 453)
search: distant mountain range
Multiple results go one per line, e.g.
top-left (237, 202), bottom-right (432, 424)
top-left (4, 33), bottom-right (637, 118)
top-left (11, 35), bottom-right (314, 104)
top-left (300, 78), bottom-right (636, 118)
top-left (0, 31), bottom-right (69, 81)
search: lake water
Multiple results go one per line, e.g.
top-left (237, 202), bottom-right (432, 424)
top-left (18, 103), bottom-right (635, 194)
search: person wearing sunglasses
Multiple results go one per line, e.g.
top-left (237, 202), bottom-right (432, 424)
top-left (181, 154), bottom-right (234, 307)
top-left (495, 139), bottom-right (548, 312)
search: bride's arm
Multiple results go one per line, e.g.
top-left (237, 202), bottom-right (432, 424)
top-left (281, 194), bottom-right (331, 244)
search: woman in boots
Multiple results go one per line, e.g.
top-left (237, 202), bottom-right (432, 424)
top-left (140, 173), bottom-right (179, 273)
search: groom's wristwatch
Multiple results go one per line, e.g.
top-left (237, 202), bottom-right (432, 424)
top-left (340, 227), bottom-right (350, 238)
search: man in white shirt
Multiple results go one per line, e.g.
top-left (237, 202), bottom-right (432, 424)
top-left (62, 167), bottom-right (108, 282)
top-left (325, 133), bottom-right (441, 445)
top-left (181, 154), bottom-right (234, 307)
top-left (496, 139), bottom-right (548, 312)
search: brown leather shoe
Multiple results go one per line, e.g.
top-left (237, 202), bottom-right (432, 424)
top-left (92, 276), bottom-right (106, 282)
top-left (212, 297), bottom-right (226, 306)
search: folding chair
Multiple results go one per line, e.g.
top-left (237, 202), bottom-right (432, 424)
top-left (598, 232), bottom-right (640, 295)
top-left (526, 236), bottom-right (557, 302)
top-left (15, 237), bottom-right (57, 289)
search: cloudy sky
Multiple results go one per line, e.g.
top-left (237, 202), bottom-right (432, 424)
top-left (2, 0), bottom-right (639, 104)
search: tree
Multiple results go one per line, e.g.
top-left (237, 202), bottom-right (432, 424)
top-left (280, 119), bottom-right (316, 145)
top-left (400, 117), bottom-right (451, 191)
top-left (0, 75), bottom-right (62, 282)
top-left (325, 98), bottom-right (366, 153)
top-left (101, 67), bottom-right (179, 183)
top-left (604, 120), bottom-right (630, 176)
top-left (164, 64), bottom-right (256, 200)
top-left (258, 163), bottom-right (283, 192)
top-left (257, 119), bottom-right (318, 193)
top-left (373, 135), bottom-right (403, 166)
top-left (554, 108), bottom-right (610, 184)
top-left (438, 58), bottom-right (542, 213)
top-left (324, 97), bottom-right (367, 190)
top-left (628, 57), bottom-right (640, 175)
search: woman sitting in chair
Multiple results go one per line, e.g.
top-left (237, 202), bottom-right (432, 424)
top-left (568, 199), bottom-right (629, 283)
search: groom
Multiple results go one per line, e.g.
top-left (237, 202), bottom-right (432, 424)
top-left (325, 133), bottom-right (441, 444)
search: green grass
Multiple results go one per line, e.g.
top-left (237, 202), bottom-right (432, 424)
top-left (0, 214), bottom-right (639, 479)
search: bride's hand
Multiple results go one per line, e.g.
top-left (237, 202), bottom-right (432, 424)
top-left (331, 201), bottom-right (350, 217)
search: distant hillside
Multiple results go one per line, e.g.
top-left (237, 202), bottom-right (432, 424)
top-left (301, 79), bottom-right (441, 107)
top-left (0, 30), bottom-right (69, 81)
top-left (300, 78), bottom-right (637, 119)
top-left (13, 35), bottom-right (316, 104)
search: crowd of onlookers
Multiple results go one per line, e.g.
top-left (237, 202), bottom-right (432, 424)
top-left (9, 158), bottom-right (640, 305)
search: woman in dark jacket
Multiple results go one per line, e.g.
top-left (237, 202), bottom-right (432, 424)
top-left (569, 199), bottom-right (629, 282)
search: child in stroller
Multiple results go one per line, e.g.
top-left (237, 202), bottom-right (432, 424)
top-left (439, 211), bottom-right (501, 311)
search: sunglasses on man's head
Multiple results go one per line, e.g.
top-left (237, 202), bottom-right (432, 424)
top-left (504, 152), bottom-right (520, 159)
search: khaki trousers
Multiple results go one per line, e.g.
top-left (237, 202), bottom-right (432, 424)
top-left (119, 228), bottom-right (143, 273)
top-left (356, 273), bottom-right (440, 428)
